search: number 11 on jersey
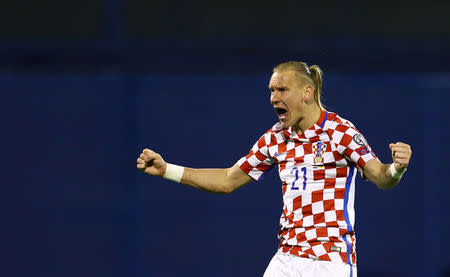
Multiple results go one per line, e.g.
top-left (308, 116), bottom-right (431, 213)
top-left (290, 167), bottom-right (307, 190)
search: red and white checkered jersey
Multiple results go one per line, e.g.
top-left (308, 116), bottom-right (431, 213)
top-left (238, 110), bottom-right (378, 266)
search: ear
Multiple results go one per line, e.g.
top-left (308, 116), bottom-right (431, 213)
top-left (303, 85), bottom-right (314, 103)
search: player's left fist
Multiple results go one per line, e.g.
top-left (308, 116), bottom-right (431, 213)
top-left (389, 142), bottom-right (412, 171)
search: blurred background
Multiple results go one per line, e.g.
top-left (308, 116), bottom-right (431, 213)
top-left (0, 0), bottom-right (449, 276)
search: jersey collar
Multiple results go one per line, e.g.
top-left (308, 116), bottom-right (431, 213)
top-left (282, 109), bottom-right (328, 141)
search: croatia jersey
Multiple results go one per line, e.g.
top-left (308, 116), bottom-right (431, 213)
top-left (238, 110), bottom-right (378, 266)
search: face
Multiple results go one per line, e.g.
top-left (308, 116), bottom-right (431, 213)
top-left (269, 70), bottom-right (312, 129)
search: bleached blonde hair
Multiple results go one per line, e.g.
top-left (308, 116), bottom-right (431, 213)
top-left (273, 61), bottom-right (324, 109)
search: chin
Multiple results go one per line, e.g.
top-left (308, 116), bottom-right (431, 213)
top-left (279, 120), bottom-right (291, 128)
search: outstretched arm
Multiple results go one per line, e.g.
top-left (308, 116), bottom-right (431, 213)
top-left (137, 149), bottom-right (253, 194)
top-left (363, 142), bottom-right (412, 190)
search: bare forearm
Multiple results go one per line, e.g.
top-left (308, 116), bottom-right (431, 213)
top-left (181, 167), bottom-right (233, 194)
top-left (371, 163), bottom-right (399, 190)
top-left (137, 149), bottom-right (253, 193)
top-left (363, 142), bottom-right (411, 190)
top-left (364, 160), bottom-right (407, 190)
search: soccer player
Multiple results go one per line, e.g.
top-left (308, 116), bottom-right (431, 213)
top-left (137, 61), bottom-right (412, 277)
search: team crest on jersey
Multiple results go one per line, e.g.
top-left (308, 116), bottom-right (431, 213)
top-left (312, 141), bottom-right (327, 164)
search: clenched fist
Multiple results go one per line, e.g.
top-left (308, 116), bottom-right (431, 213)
top-left (389, 142), bottom-right (412, 171)
top-left (137, 149), bottom-right (167, 176)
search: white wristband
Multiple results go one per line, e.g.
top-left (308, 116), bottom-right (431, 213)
top-left (163, 163), bottom-right (185, 183)
top-left (389, 163), bottom-right (406, 180)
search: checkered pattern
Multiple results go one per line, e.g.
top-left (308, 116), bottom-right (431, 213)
top-left (238, 110), bottom-right (378, 266)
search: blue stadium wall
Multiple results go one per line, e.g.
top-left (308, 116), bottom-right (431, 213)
top-left (0, 72), bottom-right (448, 277)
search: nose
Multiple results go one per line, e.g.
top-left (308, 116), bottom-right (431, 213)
top-left (270, 91), bottom-right (280, 105)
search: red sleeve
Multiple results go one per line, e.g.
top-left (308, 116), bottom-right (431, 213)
top-left (237, 131), bottom-right (275, 180)
top-left (332, 123), bottom-right (378, 174)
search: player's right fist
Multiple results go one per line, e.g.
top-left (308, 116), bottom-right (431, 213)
top-left (137, 148), bottom-right (167, 176)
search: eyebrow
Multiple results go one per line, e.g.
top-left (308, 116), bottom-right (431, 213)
top-left (268, 85), bottom-right (287, 91)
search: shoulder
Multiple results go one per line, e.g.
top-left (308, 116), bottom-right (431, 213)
top-left (255, 122), bottom-right (286, 146)
top-left (324, 112), bottom-right (357, 133)
top-left (260, 122), bottom-right (286, 136)
top-left (323, 112), bottom-right (364, 146)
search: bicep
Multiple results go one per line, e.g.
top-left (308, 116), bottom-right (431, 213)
top-left (226, 162), bottom-right (254, 191)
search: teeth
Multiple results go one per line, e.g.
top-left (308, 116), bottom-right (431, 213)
top-left (275, 107), bottom-right (288, 120)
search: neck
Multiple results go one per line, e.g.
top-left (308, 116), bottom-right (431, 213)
top-left (293, 105), bottom-right (322, 134)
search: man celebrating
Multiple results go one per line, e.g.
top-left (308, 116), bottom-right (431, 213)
top-left (137, 61), bottom-right (412, 277)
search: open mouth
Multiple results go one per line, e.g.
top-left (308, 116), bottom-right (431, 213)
top-left (275, 107), bottom-right (288, 120)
